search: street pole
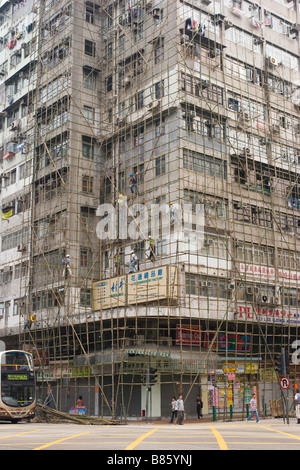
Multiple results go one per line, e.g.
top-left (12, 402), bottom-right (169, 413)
top-left (282, 347), bottom-right (289, 425)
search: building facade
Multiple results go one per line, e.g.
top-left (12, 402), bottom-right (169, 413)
top-left (0, 0), bottom-right (300, 419)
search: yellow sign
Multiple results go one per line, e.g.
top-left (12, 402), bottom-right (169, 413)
top-left (92, 275), bottom-right (126, 310)
top-left (92, 266), bottom-right (177, 310)
top-left (127, 266), bottom-right (177, 305)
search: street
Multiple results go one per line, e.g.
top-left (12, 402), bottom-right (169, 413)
top-left (0, 418), bottom-right (299, 454)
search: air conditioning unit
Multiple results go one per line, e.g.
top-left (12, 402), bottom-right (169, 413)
top-left (224, 20), bottom-right (234, 30)
top-left (10, 120), bottom-right (19, 131)
top-left (268, 56), bottom-right (278, 67)
top-left (204, 238), bottom-right (214, 246)
top-left (124, 76), bottom-right (131, 86)
top-left (201, 79), bottom-right (210, 89)
top-left (17, 244), bottom-right (26, 252)
top-left (231, 7), bottom-right (244, 17)
top-left (148, 99), bottom-right (160, 110)
top-left (256, 294), bottom-right (273, 304)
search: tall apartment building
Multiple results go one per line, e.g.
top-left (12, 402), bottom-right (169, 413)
top-left (1, 0), bottom-right (300, 420)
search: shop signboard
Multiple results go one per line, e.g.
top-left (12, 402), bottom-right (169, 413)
top-left (92, 266), bottom-right (177, 310)
top-left (127, 266), bottom-right (177, 305)
top-left (92, 275), bottom-right (126, 310)
top-left (237, 305), bottom-right (300, 326)
top-left (176, 324), bottom-right (201, 345)
top-left (204, 332), bottom-right (251, 352)
top-left (127, 266), bottom-right (167, 304)
top-left (240, 263), bottom-right (275, 280)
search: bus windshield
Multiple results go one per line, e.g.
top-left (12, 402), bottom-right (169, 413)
top-left (1, 383), bottom-right (35, 408)
top-left (1, 351), bottom-right (34, 372)
top-left (1, 351), bottom-right (35, 408)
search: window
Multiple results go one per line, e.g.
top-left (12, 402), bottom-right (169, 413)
top-left (80, 247), bottom-right (93, 268)
top-left (80, 288), bottom-right (91, 306)
top-left (118, 171), bottom-right (125, 191)
top-left (86, 6), bottom-right (94, 24)
top-left (183, 149), bottom-right (227, 179)
top-left (83, 68), bottom-right (96, 89)
top-left (186, 273), bottom-right (197, 295)
top-left (104, 177), bottom-right (111, 195)
top-left (85, 39), bottom-right (96, 57)
top-left (199, 277), bottom-right (229, 299)
top-left (106, 75), bottom-right (113, 92)
top-left (80, 207), bottom-right (95, 231)
top-left (133, 163), bottom-right (144, 183)
top-left (155, 155), bottom-right (166, 176)
top-left (82, 175), bottom-right (93, 193)
top-left (82, 135), bottom-right (94, 159)
top-left (155, 118), bottom-right (165, 137)
top-left (83, 106), bottom-right (95, 125)
top-left (154, 37), bottom-right (164, 64)
top-left (155, 80), bottom-right (165, 99)
top-left (119, 34), bottom-right (125, 52)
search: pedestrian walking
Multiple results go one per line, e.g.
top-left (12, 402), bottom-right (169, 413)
top-left (294, 388), bottom-right (300, 424)
top-left (177, 394), bottom-right (185, 425)
top-left (247, 393), bottom-right (259, 423)
top-left (196, 394), bottom-right (203, 419)
top-left (170, 396), bottom-right (178, 424)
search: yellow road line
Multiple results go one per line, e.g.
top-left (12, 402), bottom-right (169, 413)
top-left (33, 431), bottom-right (91, 450)
top-left (209, 426), bottom-right (229, 450)
top-left (125, 426), bottom-right (162, 450)
top-left (0, 429), bottom-right (41, 439)
top-left (264, 427), bottom-right (300, 441)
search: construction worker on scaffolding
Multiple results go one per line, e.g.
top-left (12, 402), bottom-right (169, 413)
top-left (62, 253), bottom-right (72, 278)
top-left (129, 250), bottom-right (139, 273)
top-left (114, 249), bottom-right (123, 276)
top-left (148, 235), bottom-right (155, 262)
top-left (129, 172), bottom-right (138, 194)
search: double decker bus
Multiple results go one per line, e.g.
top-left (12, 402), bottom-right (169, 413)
top-left (0, 350), bottom-right (35, 423)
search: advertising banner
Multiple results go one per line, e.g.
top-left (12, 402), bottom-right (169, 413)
top-left (176, 324), bottom-right (201, 345)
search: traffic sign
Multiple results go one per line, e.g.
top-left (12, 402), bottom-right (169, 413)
top-left (280, 377), bottom-right (290, 390)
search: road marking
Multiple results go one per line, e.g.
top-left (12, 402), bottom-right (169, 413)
top-left (264, 427), bottom-right (300, 441)
top-left (33, 431), bottom-right (91, 450)
top-left (125, 426), bottom-right (162, 450)
top-left (209, 426), bottom-right (229, 450)
top-left (0, 429), bottom-right (41, 439)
